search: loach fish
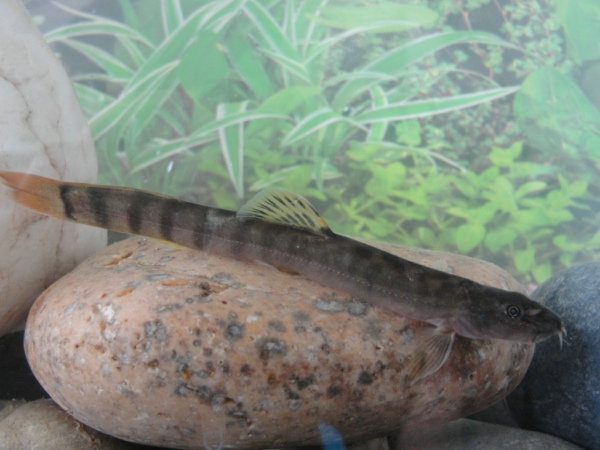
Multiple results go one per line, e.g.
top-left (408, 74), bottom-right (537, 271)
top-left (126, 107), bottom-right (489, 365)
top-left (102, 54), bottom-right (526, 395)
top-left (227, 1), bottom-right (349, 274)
top-left (0, 171), bottom-right (565, 379)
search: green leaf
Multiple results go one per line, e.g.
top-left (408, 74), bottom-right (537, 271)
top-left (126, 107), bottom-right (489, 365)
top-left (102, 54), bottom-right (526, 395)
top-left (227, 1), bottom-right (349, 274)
top-left (484, 228), bottom-right (517, 252)
top-left (514, 248), bottom-right (535, 272)
top-left (365, 162), bottom-right (406, 198)
top-left (514, 66), bottom-right (600, 158)
top-left (316, 3), bottom-right (438, 33)
top-left (89, 62), bottom-right (178, 139)
top-left (395, 119), bottom-right (421, 146)
top-left (226, 32), bottom-right (277, 99)
top-left (514, 181), bottom-right (547, 199)
top-left (216, 102), bottom-right (248, 198)
top-left (417, 226), bottom-right (436, 246)
top-left (553, 234), bottom-right (582, 251)
top-left (333, 31), bottom-right (517, 110)
top-left (283, 109), bottom-right (351, 146)
top-left (554, 0), bottom-right (600, 64)
top-left (488, 142), bottom-right (522, 167)
top-left (566, 179), bottom-right (588, 197)
top-left (178, 30), bottom-right (230, 100)
top-left (455, 223), bottom-right (486, 253)
top-left (355, 87), bottom-right (519, 124)
top-left (366, 86), bottom-right (389, 142)
top-left (161, 0), bottom-right (184, 35)
top-left (242, 0), bottom-right (309, 81)
top-left (532, 262), bottom-right (553, 284)
top-left (131, 109), bottom-right (289, 172)
top-left (58, 38), bottom-right (134, 81)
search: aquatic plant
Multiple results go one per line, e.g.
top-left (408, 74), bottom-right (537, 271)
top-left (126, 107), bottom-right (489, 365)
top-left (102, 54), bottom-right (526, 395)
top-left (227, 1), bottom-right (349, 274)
top-left (45, 0), bottom-right (516, 202)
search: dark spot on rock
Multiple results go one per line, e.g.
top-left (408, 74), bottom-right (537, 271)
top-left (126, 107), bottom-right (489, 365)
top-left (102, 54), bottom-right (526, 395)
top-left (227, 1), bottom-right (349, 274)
top-left (205, 361), bottom-right (216, 377)
top-left (268, 320), bottom-right (286, 332)
top-left (291, 374), bottom-right (314, 390)
top-left (375, 360), bottom-right (386, 372)
top-left (284, 386), bottom-right (300, 400)
top-left (313, 326), bottom-right (322, 333)
top-left (295, 326), bottom-right (307, 333)
top-left (203, 348), bottom-right (213, 357)
top-left (358, 371), bottom-right (373, 385)
top-left (144, 320), bottom-right (168, 342)
top-left (174, 383), bottom-right (228, 406)
top-left (221, 361), bottom-right (231, 374)
top-left (321, 343), bottom-right (332, 354)
top-left (240, 364), bottom-right (254, 376)
top-left (193, 339), bottom-right (202, 347)
top-left (327, 386), bottom-right (342, 397)
top-left (156, 303), bottom-right (183, 313)
top-left (215, 318), bottom-right (226, 328)
top-left (315, 298), bottom-right (345, 312)
top-left (366, 321), bottom-right (382, 339)
top-left (347, 299), bottom-right (368, 316)
top-left (146, 359), bottom-right (160, 369)
top-left (292, 311), bottom-right (311, 322)
top-left (256, 337), bottom-right (288, 361)
top-left (226, 321), bottom-right (245, 340)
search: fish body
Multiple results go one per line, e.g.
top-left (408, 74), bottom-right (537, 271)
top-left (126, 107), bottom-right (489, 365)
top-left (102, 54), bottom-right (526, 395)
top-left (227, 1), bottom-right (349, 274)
top-left (0, 172), bottom-right (564, 378)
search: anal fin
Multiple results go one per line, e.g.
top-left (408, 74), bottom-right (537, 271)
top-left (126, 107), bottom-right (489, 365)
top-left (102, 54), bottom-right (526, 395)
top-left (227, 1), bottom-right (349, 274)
top-left (407, 331), bottom-right (455, 382)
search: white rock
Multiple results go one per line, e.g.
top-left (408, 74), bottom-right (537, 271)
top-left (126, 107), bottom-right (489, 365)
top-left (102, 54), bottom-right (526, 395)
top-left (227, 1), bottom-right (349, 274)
top-left (0, 0), bottom-right (105, 335)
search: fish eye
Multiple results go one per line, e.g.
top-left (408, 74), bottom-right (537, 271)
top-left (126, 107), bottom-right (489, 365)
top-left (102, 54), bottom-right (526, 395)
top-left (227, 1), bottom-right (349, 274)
top-left (506, 305), bottom-right (521, 318)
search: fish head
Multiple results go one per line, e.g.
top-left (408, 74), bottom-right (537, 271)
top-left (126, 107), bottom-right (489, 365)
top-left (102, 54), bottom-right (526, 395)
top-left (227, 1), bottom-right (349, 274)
top-left (454, 285), bottom-right (564, 343)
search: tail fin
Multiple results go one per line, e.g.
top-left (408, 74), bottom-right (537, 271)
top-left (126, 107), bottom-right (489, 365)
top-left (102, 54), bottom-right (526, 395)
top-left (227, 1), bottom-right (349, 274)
top-left (0, 171), bottom-right (67, 219)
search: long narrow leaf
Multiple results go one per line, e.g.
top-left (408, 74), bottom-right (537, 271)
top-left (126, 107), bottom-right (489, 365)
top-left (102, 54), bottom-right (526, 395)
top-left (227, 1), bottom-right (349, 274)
top-left (45, 20), bottom-right (152, 47)
top-left (217, 102), bottom-right (249, 198)
top-left (131, 110), bottom-right (290, 173)
top-left (226, 33), bottom-right (277, 99)
top-left (73, 83), bottom-right (115, 117)
top-left (333, 31), bottom-right (519, 110)
top-left (367, 86), bottom-right (388, 141)
top-left (243, 0), bottom-right (309, 80)
top-left (59, 38), bottom-right (134, 80)
top-left (89, 62), bottom-right (178, 139)
top-left (131, 135), bottom-right (216, 173)
top-left (283, 109), bottom-right (358, 146)
top-left (161, 0), bottom-right (184, 35)
top-left (354, 87), bottom-right (520, 124)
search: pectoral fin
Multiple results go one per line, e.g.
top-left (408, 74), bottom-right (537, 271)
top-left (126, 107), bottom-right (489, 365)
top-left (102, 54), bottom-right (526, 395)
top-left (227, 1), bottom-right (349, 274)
top-left (408, 331), bottom-right (455, 382)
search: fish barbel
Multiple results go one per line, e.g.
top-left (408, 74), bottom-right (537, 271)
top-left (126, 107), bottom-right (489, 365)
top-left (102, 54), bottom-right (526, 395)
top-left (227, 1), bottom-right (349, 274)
top-left (0, 172), bottom-right (564, 379)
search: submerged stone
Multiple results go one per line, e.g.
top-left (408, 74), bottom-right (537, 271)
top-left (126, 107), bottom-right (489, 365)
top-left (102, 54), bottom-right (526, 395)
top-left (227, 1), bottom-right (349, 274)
top-left (508, 261), bottom-right (600, 450)
top-left (26, 238), bottom-right (533, 449)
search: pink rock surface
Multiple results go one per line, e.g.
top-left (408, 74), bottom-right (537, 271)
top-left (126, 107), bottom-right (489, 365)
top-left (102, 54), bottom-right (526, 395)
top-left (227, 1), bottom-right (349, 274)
top-left (25, 238), bottom-right (533, 449)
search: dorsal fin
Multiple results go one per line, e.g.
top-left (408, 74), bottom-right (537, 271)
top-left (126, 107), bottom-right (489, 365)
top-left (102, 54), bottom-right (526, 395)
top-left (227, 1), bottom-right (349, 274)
top-left (237, 189), bottom-right (332, 237)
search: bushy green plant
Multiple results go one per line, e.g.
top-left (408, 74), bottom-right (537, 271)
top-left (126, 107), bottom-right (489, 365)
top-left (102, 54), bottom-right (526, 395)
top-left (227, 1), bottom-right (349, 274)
top-left (326, 141), bottom-right (596, 283)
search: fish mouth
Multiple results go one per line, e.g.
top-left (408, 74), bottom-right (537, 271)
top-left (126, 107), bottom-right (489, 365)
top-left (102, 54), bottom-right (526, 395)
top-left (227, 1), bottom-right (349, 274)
top-left (557, 323), bottom-right (567, 349)
top-left (533, 322), bottom-right (566, 346)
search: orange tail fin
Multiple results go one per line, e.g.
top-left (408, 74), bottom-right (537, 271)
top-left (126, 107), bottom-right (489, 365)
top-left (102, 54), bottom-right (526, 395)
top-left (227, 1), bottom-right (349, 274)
top-left (0, 171), bottom-right (66, 219)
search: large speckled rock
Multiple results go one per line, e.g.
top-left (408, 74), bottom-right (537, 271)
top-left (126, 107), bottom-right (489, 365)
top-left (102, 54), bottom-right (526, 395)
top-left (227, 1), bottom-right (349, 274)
top-left (25, 238), bottom-right (533, 449)
top-left (508, 261), bottom-right (600, 449)
top-left (0, 0), bottom-right (106, 336)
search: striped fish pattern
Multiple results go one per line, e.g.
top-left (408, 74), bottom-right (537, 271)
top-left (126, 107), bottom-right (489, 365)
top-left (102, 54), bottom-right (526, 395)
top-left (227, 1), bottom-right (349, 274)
top-left (0, 172), bottom-right (564, 379)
